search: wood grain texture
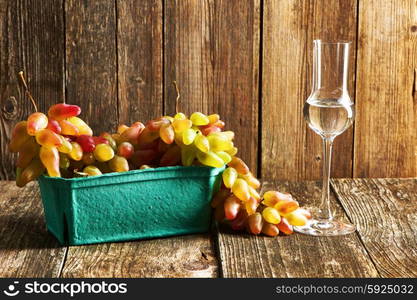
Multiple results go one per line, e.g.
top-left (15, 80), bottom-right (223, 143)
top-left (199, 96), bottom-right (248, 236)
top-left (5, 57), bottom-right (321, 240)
top-left (354, 0), bottom-right (416, 177)
top-left (0, 181), bottom-right (67, 277)
top-left (0, 0), bottom-right (65, 180)
top-left (261, 0), bottom-right (357, 180)
top-left (216, 180), bottom-right (379, 278)
top-left (65, 0), bottom-right (118, 133)
top-left (164, 0), bottom-right (260, 172)
top-left (61, 234), bottom-right (217, 278)
top-left (331, 178), bottom-right (417, 277)
top-left (117, 0), bottom-right (163, 124)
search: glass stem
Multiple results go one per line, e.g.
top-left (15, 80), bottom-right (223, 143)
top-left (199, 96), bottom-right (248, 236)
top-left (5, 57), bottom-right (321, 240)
top-left (318, 137), bottom-right (333, 221)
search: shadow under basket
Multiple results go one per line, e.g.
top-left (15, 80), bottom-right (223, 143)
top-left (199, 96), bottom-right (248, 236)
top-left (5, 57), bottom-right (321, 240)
top-left (38, 166), bottom-right (224, 246)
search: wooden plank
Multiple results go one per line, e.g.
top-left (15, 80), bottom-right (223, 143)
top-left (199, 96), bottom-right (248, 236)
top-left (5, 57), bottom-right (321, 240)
top-left (354, 0), bottom-right (416, 177)
top-left (0, 182), bottom-right (67, 277)
top-left (65, 0), bottom-right (118, 133)
top-left (61, 234), bottom-right (217, 278)
top-left (331, 178), bottom-right (417, 277)
top-left (164, 0), bottom-right (260, 172)
top-left (117, 0), bottom-right (163, 124)
top-left (216, 180), bottom-right (379, 277)
top-left (261, 0), bottom-right (357, 180)
top-left (0, 0), bottom-right (65, 180)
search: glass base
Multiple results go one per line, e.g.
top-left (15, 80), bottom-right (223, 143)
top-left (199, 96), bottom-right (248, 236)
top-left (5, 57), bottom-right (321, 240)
top-left (293, 219), bottom-right (356, 236)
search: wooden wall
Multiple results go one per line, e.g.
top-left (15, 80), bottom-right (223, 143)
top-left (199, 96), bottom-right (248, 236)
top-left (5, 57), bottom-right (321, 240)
top-left (0, 0), bottom-right (416, 180)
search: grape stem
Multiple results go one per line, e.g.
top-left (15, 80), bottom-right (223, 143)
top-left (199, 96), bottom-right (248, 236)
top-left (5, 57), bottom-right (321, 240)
top-left (172, 81), bottom-right (180, 114)
top-left (18, 71), bottom-right (38, 112)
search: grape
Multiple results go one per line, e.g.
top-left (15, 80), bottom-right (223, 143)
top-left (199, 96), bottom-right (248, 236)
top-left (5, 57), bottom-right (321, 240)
top-left (262, 191), bottom-right (292, 207)
top-left (211, 188), bottom-right (230, 208)
top-left (117, 142), bottom-right (134, 159)
top-left (196, 151), bottom-right (224, 168)
top-left (207, 134), bottom-right (233, 152)
top-left (207, 114), bottom-right (220, 124)
top-left (224, 195), bottom-right (241, 220)
top-left (59, 119), bottom-right (80, 136)
top-left (27, 112), bottom-right (48, 136)
top-left (35, 129), bottom-right (62, 149)
top-left (68, 142), bottom-right (83, 161)
top-left (159, 123), bottom-right (175, 144)
top-left (194, 134), bottom-right (210, 153)
top-left (139, 164), bottom-right (152, 169)
top-left (247, 212), bottom-right (263, 235)
top-left (297, 208), bottom-right (312, 220)
top-left (240, 172), bottom-right (260, 189)
top-left (222, 167), bottom-right (238, 188)
top-left (182, 128), bottom-right (197, 145)
top-left (16, 138), bottom-right (40, 169)
top-left (48, 103), bottom-right (81, 120)
top-left (57, 136), bottom-right (73, 154)
top-left (93, 143), bottom-right (115, 162)
top-left (59, 153), bottom-right (70, 169)
top-left (244, 197), bottom-right (258, 215)
top-left (94, 161), bottom-right (112, 173)
top-left (214, 204), bottom-right (226, 221)
top-left (200, 125), bottom-right (221, 136)
top-left (262, 207), bottom-right (281, 224)
top-left (147, 118), bottom-right (169, 131)
top-left (130, 149), bottom-right (158, 167)
top-left (227, 157), bottom-right (249, 175)
top-left (230, 210), bottom-right (248, 231)
top-left (225, 146), bottom-right (238, 156)
top-left (174, 112), bottom-right (186, 120)
top-left (9, 121), bottom-right (30, 152)
top-left (159, 145), bottom-right (181, 166)
top-left (99, 132), bottom-right (117, 150)
top-left (181, 144), bottom-right (196, 166)
top-left (109, 155), bottom-right (129, 172)
top-left (46, 119), bottom-right (62, 134)
top-left (40, 146), bottom-right (60, 177)
top-left (92, 136), bottom-right (109, 146)
top-left (231, 178), bottom-right (250, 202)
top-left (120, 122), bottom-right (145, 145)
top-left (137, 127), bottom-right (160, 146)
top-left (172, 119), bottom-right (192, 133)
top-left (285, 210), bottom-right (308, 226)
top-left (16, 159), bottom-right (45, 187)
top-left (261, 223), bottom-right (279, 237)
top-left (248, 185), bottom-right (260, 201)
top-left (190, 112), bottom-right (209, 126)
top-left (117, 124), bottom-right (129, 134)
top-left (82, 152), bottom-right (96, 165)
top-left (83, 165), bottom-right (102, 176)
top-left (275, 199), bottom-right (299, 215)
top-left (66, 117), bottom-right (93, 136)
top-left (216, 151), bottom-right (232, 164)
top-left (277, 218), bottom-right (293, 235)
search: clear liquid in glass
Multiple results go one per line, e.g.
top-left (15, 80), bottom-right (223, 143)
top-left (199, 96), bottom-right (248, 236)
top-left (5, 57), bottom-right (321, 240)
top-left (303, 98), bottom-right (354, 139)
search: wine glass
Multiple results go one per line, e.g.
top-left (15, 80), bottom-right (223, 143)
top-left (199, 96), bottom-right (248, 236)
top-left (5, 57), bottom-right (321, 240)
top-left (294, 40), bottom-right (356, 236)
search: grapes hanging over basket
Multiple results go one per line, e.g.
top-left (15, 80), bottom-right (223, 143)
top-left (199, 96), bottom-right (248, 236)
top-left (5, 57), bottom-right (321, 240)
top-left (9, 74), bottom-right (311, 237)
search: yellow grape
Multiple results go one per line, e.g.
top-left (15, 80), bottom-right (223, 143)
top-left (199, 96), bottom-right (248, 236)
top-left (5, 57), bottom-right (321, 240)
top-left (67, 117), bottom-right (93, 136)
top-left (262, 223), bottom-right (280, 237)
top-left (83, 165), bottom-right (102, 176)
top-left (240, 172), bottom-right (260, 189)
top-left (174, 112), bottom-right (186, 120)
top-left (190, 112), bottom-right (209, 126)
top-left (194, 134), bottom-right (210, 153)
top-left (244, 197), bottom-right (258, 215)
top-left (228, 157), bottom-right (249, 175)
top-left (94, 143), bottom-right (115, 162)
top-left (57, 136), bottom-right (73, 154)
top-left (248, 185), bottom-right (260, 201)
top-left (222, 167), bottom-right (238, 188)
top-left (247, 212), bottom-right (263, 235)
top-left (262, 191), bottom-right (292, 207)
top-left (40, 146), bottom-right (60, 177)
top-left (109, 155), bottom-right (129, 172)
top-left (207, 114), bottom-right (220, 124)
top-left (262, 207), bottom-right (281, 224)
top-left (159, 123), bottom-right (175, 144)
top-left (117, 124), bottom-right (129, 134)
top-left (216, 151), bottom-right (232, 164)
top-left (59, 153), bottom-right (70, 169)
top-left (231, 178), bottom-right (250, 202)
top-left (285, 210), bottom-right (308, 226)
top-left (172, 119), bottom-right (192, 133)
top-left (182, 128), bottom-right (197, 145)
top-left (181, 145), bottom-right (196, 166)
top-left (196, 151), bottom-right (224, 168)
top-left (222, 131), bottom-right (235, 140)
top-left (275, 199), bottom-right (299, 215)
top-left (207, 134), bottom-right (233, 152)
top-left (69, 142), bottom-right (83, 161)
top-left (277, 218), bottom-right (294, 235)
top-left (225, 146), bottom-right (238, 156)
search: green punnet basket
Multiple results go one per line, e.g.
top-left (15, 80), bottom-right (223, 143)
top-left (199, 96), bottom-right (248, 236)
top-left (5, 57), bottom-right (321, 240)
top-left (38, 166), bottom-right (224, 245)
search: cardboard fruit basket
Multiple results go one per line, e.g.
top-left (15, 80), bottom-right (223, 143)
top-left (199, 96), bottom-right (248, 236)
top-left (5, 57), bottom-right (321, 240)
top-left (38, 165), bottom-right (224, 245)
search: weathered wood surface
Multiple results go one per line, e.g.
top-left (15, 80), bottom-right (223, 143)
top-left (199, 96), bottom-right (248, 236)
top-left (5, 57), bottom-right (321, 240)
top-left (354, 0), bottom-right (417, 178)
top-left (62, 234), bottom-right (217, 278)
top-left (331, 178), bottom-right (417, 277)
top-left (0, 181), bottom-right (67, 277)
top-left (164, 0), bottom-right (260, 172)
top-left (216, 180), bottom-right (379, 278)
top-left (65, 0), bottom-right (118, 133)
top-left (261, 0), bottom-right (357, 181)
top-left (117, 0), bottom-right (163, 124)
top-left (0, 0), bottom-right (65, 180)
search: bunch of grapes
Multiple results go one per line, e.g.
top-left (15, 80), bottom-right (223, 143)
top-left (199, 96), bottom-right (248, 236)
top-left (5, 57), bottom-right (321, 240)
top-left (9, 75), bottom-right (311, 237)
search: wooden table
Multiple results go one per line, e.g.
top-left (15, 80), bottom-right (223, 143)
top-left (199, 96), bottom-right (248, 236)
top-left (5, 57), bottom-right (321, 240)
top-left (0, 178), bottom-right (415, 278)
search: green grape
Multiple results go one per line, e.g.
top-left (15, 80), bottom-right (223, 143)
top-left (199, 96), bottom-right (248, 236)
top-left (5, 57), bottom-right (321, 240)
top-left (196, 151), bottom-right (224, 168)
top-left (59, 153), bottom-right (70, 169)
top-left (181, 144), bottom-right (197, 166)
top-left (83, 165), bottom-right (102, 176)
top-left (194, 134), bottom-right (210, 153)
top-left (231, 178), bottom-right (250, 202)
top-left (174, 112), bottom-right (186, 120)
top-left (222, 167), bottom-right (238, 188)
